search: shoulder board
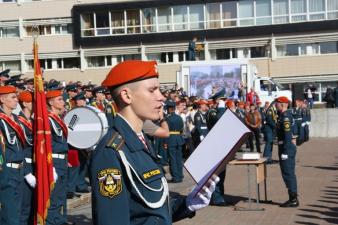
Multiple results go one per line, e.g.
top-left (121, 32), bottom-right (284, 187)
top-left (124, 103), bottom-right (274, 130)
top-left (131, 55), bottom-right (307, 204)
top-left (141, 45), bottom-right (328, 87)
top-left (106, 130), bottom-right (124, 151)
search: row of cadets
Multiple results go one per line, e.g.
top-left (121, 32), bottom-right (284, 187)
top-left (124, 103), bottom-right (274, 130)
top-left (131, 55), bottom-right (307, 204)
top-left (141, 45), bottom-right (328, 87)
top-left (45, 89), bottom-right (75, 225)
top-left (0, 86), bottom-right (27, 225)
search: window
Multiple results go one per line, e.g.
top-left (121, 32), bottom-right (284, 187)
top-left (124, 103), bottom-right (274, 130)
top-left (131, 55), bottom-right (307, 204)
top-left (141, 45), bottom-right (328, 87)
top-left (178, 51), bottom-right (186, 62)
top-left (260, 80), bottom-right (277, 92)
top-left (250, 46), bottom-right (267, 58)
top-left (126, 9), bottom-right (140, 34)
top-left (216, 49), bottom-right (231, 60)
top-left (40, 59), bottom-right (52, 70)
top-left (238, 0), bottom-right (254, 26)
top-left (189, 4), bottom-right (204, 30)
top-left (206, 3), bottom-right (221, 29)
top-left (309, 0), bottom-right (325, 20)
top-left (111, 10), bottom-right (125, 34)
top-left (291, 0), bottom-right (306, 22)
top-left (273, 0), bottom-right (289, 24)
top-left (320, 41), bottom-right (338, 54)
top-left (327, 0), bottom-right (338, 19)
top-left (256, 0), bottom-right (272, 25)
top-left (157, 7), bottom-right (172, 32)
top-left (81, 13), bottom-right (94, 36)
top-left (277, 44), bottom-right (299, 56)
top-left (118, 54), bottom-right (141, 61)
top-left (222, 1), bottom-right (237, 27)
top-left (0, 60), bottom-right (21, 72)
top-left (56, 58), bottom-right (80, 69)
top-left (55, 24), bottom-right (72, 34)
top-left (95, 12), bottom-right (110, 35)
top-left (86, 56), bottom-right (112, 68)
top-left (173, 6), bottom-right (188, 31)
top-left (142, 8), bottom-right (156, 33)
top-left (0, 26), bottom-right (19, 38)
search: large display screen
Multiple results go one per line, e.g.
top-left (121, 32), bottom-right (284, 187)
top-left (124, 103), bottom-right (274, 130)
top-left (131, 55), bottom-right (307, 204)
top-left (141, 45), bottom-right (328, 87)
top-left (189, 64), bottom-right (242, 99)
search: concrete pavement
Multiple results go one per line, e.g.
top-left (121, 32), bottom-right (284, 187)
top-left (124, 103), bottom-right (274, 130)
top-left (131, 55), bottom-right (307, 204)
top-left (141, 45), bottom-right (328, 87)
top-left (68, 137), bottom-right (338, 225)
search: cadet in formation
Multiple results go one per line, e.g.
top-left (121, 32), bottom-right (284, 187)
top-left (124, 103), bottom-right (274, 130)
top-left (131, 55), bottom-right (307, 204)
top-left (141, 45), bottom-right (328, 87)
top-left (165, 101), bottom-right (185, 183)
top-left (90, 60), bottom-right (219, 225)
top-left (275, 96), bottom-right (299, 207)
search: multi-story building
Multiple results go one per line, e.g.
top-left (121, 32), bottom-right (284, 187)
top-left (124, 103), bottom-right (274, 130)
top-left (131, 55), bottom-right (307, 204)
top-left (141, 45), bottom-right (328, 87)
top-left (1, 0), bottom-right (338, 103)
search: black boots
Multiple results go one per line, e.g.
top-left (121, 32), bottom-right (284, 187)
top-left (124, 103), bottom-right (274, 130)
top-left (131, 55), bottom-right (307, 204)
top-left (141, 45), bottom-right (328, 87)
top-left (280, 192), bottom-right (299, 207)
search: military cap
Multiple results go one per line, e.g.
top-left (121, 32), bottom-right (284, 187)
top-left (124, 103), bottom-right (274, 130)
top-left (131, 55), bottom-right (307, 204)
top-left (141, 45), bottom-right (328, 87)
top-left (210, 88), bottom-right (225, 100)
top-left (4, 78), bottom-right (17, 86)
top-left (46, 90), bottom-right (62, 99)
top-left (10, 74), bottom-right (22, 81)
top-left (166, 101), bottom-right (176, 108)
top-left (276, 96), bottom-right (289, 103)
top-left (46, 80), bottom-right (62, 90)
top-left (0, 85), bottom-right (16, 95)
top-left (0, 69), bottom-right (10, 78)
top-left (14, 83), bottom-right (26, 90)
top-left (65, 83), bottom-right (77, 92)
top-left (92, 86), bottom-right (105, 94)
top-left (83, 85), bottom-right (93, 92)
top-left (73, 91), bottom-right (86, 101)
top-left (26, 78), bottom-right (34, 85)
top-left (18, 91), bottom-right (33, 102)
top-left (102, 60), bottom-right (158, 88)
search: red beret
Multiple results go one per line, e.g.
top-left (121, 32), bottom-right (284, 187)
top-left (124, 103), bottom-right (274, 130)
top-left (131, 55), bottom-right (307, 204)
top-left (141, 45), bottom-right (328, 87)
top-left (46, 90), bottom-right (62, 99)
top-left (197, 99), bottom-right (208, 105)
top-left (18, 91), bottom-right (33, 102)
top-left (238, 101), bottom-right (245, 106)
top-left (0, 85), bottom-right (16, 95)
top-left (102, 60), bottom-right (159, 88)
top-left (226, 100), bottom-right (234, 108)
top-left (276, 96), bottom-right (289, 103)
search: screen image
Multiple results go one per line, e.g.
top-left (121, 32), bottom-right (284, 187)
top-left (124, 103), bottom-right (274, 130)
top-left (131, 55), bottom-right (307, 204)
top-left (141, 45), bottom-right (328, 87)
top-left (189, 64), bottom-right (242, 99)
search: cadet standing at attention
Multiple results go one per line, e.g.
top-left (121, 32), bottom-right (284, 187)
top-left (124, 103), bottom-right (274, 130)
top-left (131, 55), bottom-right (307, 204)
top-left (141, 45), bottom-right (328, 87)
top-left (90, 60), bottom-right (219, 225)
top-left (275, 96), bottom-right (299, 208)
top-left (165, 101), bottom-right (185, 183)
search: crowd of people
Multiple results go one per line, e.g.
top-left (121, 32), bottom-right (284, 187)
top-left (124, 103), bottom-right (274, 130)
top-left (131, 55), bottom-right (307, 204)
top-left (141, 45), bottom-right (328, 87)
top-left (0, 61), bottom-right (313, 224)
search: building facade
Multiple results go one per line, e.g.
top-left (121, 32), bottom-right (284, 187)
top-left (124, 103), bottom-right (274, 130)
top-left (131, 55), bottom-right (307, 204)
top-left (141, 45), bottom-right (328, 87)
top-left (1, 0), bottom-right (338, 102)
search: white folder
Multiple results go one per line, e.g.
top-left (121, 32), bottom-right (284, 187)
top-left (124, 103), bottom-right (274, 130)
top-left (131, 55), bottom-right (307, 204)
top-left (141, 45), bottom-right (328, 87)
top-left (184, 109), bottom-right (251, 194)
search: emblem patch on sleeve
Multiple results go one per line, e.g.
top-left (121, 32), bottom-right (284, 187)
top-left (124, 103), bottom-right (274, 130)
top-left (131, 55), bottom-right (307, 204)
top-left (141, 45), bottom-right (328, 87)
top-left (284, 121), bottom-right (291, 132)
top-left (98, 168), bottom-right (122, 198)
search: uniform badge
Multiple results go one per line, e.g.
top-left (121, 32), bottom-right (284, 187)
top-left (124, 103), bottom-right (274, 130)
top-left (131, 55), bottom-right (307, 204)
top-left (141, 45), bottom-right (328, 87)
top-left (284, 121), bottom-right (291, 132)
top-left (106, 107), bottom-right (112, 114)
top-left (98, 168), bottom-right (122, 198)
top-left (197, 116), bottom-right (201, 121)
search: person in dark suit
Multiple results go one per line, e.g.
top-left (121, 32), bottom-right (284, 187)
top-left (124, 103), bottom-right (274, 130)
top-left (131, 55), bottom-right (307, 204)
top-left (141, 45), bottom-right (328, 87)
top-left (90, 60), bottom-right (219, 225)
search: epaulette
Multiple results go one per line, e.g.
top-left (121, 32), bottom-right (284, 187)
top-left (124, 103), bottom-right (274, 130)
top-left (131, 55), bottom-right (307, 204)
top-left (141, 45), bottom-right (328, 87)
top-left (106, 130), bottom-right (124, 151)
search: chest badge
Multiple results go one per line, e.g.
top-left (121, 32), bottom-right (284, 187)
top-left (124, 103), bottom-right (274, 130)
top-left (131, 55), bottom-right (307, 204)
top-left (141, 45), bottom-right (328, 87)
top-left (98, 168), bottom-right (122, 198)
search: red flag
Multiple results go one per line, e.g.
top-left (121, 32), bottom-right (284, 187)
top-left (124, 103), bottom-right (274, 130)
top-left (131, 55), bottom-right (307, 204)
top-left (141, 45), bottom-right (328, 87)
top-left (33, 39), bottom-right (55, 225)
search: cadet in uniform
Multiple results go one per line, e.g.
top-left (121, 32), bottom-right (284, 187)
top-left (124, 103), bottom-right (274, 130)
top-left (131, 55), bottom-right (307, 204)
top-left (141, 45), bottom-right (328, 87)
top-left (263, 102), bottom-right (277, 163)
top-left (207, 90), bottom-right (228, 207)
top-left (165, 101), bottom-right (185, 183)
top-left (0, 86), bottom-right (27, 225)
top-left (73, 92), bottom-right (91, 193)
top-left (65, 84), bottom-right (78, 111)
top-left (91, 86), bottom-right (116, 126)
top-left (17, 91), bottom-right (35, 225)
top-left (302, 101), bottom-right (311, 142)
top-left (275, 96), bottom-right (299, 207)
top-left (0, 69), bottom-right (10, 85)
top-left (46, 90), bottom-right (74, 225)
top-left (292, 100), bottom-right (304, 146)
top-left (90, 60), bottom-right (219, 225)
top-left (192, 99), bottom-right (209, 148)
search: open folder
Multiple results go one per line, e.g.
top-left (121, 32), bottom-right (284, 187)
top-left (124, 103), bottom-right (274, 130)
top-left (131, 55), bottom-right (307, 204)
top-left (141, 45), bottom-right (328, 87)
top-left (184, 109), bottom-right (251, 195)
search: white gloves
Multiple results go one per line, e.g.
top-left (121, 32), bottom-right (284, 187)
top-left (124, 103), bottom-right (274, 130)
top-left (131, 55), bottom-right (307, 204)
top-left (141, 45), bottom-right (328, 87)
top-left (281, 154), bottom-right (288, 160)
top-left (24, 173), bottom-right (36, 188)
top-left (53, 167), bottom-right (58, 182)
top-left (218, 100), bottom-right (225, 108)
top-left (186, 175), bottom-right (220, 212)
top-left (301, 122), bottom-right (306, 127)
top-left (200, 135), bottom-right (204, 141)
